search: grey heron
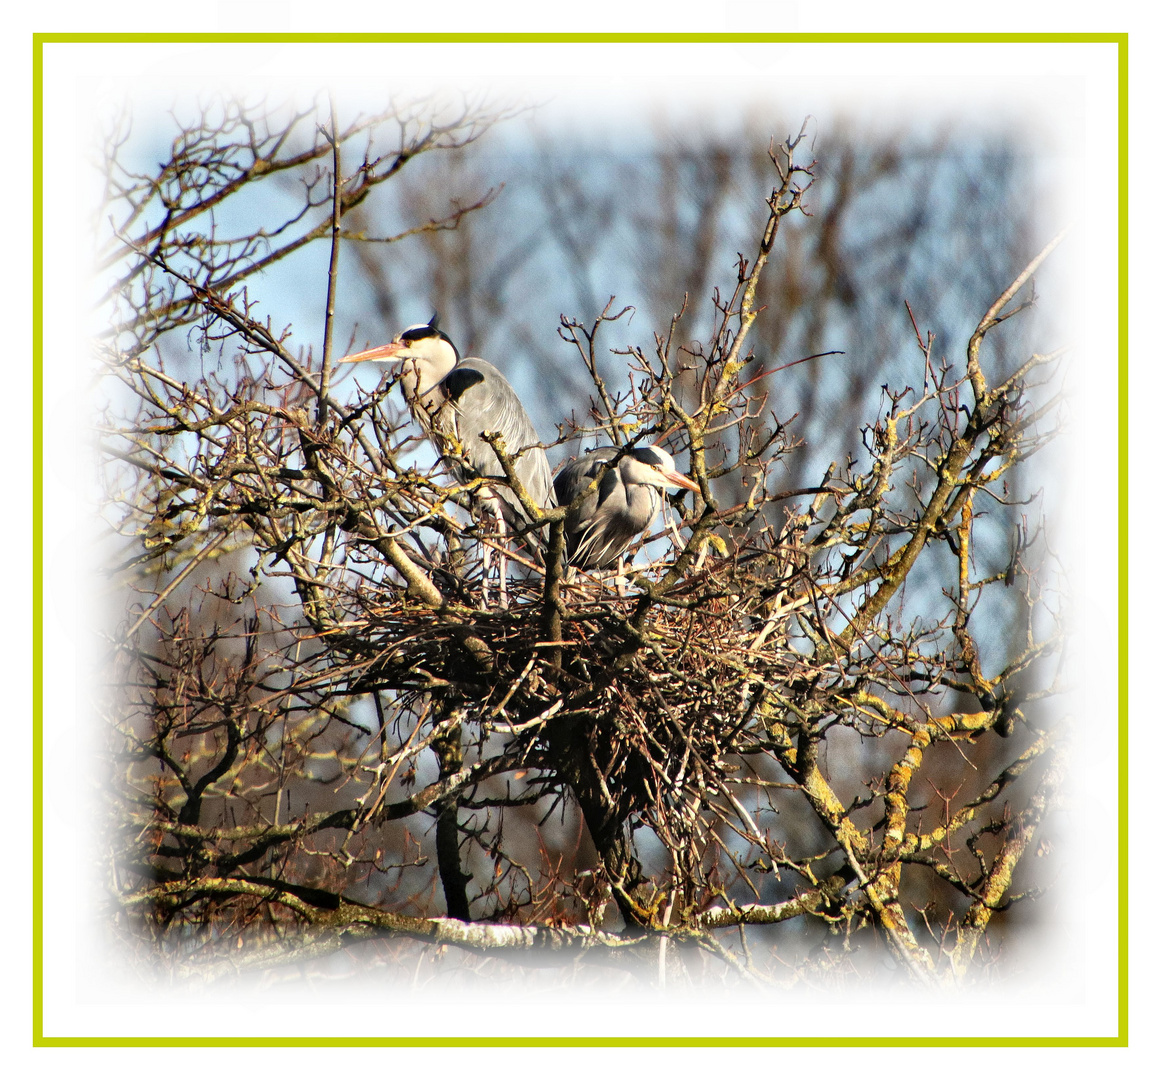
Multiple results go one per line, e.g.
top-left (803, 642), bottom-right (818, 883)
top-left (338, 318), bottom-right (554, 600)
top-left (338, 318), bottom-right (554, 522)
top-left (554, 445), bottom-right (700, 570)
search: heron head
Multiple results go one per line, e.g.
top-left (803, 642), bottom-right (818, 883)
top-left (336, 319), bottom-right (459, 398)
top-left (625, 446), bottom-right (701, 493)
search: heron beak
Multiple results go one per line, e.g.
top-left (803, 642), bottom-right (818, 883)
top-left (663, 470), bottom-right (701, 493)
top-left (335, 342), bottom-right (406, 364)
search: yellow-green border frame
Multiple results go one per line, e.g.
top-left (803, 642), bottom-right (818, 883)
top-left (31, 31), bottom-right (1129, 1049)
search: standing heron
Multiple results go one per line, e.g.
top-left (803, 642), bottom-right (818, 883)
top-left (338, 317), bottom-right (554, 597)
top-left (554, 445), bottom-right (700, 570)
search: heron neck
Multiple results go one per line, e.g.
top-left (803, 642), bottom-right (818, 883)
top-left (400, 360), bottom-right (452, 405)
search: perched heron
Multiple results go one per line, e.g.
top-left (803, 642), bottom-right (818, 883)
top-left (338, 317), bottom-right (554, 601)
top-left (338, 317), bottom-right (554, 521)
top-left (554, 445), bottom-right (700, 570)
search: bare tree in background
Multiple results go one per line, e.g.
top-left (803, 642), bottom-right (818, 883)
top-left (97, 94), bottom-right (1067, 988)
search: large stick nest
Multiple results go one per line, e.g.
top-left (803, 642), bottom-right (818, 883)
top-left (328, 528), bottom-right (825, 873)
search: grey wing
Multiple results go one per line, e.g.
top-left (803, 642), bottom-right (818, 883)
top-left (521, 438), bottom-right (556, 510)
top-left (554, 449), bottom-right (667, 569)
top-left (553, 455), bottom-right (601, 507)
top-left (426, 365), bottom-right (484, 475)
top-left (448, 360), bottom-right (554, 511)
top-left (553, 447), bottom-right (622, 502)
top-left (554, 451), bottom-right (630, 569)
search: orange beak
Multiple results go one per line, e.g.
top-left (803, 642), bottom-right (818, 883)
top-left (335, 342), bottom-right (406, 364)
top-left (663, 470), bottom-right (701, 493)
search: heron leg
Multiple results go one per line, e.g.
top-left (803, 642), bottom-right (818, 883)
top-left (614, 555), bottom-right (629, 598)
top-left (479, 527), bottom-right (493, 610)
top-left (474, 489), bottom-right (510, 610)
top-left (490, 492), bottom-right (510, 609)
